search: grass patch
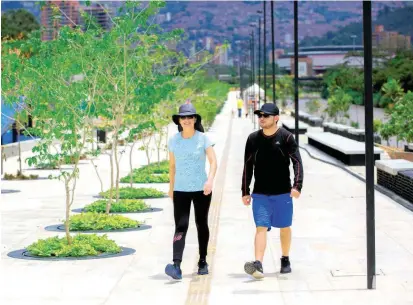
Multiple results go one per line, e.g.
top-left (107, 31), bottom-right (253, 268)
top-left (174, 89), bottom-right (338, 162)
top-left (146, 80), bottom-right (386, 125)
top-left (66, 213), bottom-right (141, 231)
top-left (26, 234), bottom-right (121, 257)
top-left (83, 199), bottom-right (150, 213)
top-left (100, 187), bottom-right (165, 199)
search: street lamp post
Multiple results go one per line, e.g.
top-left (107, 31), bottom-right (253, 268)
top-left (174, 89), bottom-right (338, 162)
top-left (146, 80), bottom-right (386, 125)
top-left (250, 28), bottom-right (256, 128)
top-left (263, 1), bottom-right (267, 103)
top-left (271, 0), bottom-right (276, 104)
top-left (257, 14), bottom-right (262, 109)
top-left (293, 0), bottom-right (299, 145)
top-left (363, 0), bottom-right (376, 290)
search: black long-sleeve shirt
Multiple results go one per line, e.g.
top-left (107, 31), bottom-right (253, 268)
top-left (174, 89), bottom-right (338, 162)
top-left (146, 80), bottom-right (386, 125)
top-left (241, 128), bottom-right (304, 196)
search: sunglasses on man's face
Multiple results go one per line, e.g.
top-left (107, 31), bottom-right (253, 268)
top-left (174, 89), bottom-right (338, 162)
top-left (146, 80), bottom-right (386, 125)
top-left (180, 115), bottom-right (194, 120)
top-left (257, 113), bottom-right (271, 118)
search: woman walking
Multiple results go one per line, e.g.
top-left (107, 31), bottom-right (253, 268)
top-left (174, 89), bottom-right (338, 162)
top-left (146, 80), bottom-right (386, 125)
top-left (165, 102), bottom-right (217, 280)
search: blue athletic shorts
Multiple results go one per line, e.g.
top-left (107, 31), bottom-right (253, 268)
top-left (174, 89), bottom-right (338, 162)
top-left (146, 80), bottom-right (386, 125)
top-left (251, 193), bottom-right (293, 230)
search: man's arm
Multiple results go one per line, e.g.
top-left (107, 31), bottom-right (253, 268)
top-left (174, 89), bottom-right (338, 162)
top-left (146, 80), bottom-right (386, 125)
top-left (286, 134), bottom-right (303, 192)
top-left (241, 135), bottom-right (254, 196)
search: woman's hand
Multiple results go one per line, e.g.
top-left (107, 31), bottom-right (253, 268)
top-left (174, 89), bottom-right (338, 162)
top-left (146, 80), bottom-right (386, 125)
top-left (203, 180), bottom-right (213, 195)
top-left (168, 188), bottom-right (173, 199)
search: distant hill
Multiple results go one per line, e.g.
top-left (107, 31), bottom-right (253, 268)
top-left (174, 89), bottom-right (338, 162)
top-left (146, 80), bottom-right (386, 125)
top-left (300, 5), bottom-right (413, 47)
top-left (2, 1), bottom-right (411, 56)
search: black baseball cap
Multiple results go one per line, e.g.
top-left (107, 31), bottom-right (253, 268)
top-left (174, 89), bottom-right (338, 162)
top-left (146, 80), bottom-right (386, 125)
top-left (254, 103), bottom-right (280, 116)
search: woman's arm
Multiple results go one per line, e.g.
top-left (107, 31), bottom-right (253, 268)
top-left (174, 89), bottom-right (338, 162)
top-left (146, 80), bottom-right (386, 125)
top-left (204, 146), bottom-right (217, 195)
top-left (168, 152), bottom-right (176, 198)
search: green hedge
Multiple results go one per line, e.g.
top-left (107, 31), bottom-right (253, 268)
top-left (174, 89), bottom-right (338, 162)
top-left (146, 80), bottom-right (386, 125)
top-left (83, 199), bottom-right (150, 213)
top-left (66, 213), bottom-right (141, 231)
top-left (99, 187), bottom-right (165, 199)
top-left (26, 234), bottom-right (121, 257)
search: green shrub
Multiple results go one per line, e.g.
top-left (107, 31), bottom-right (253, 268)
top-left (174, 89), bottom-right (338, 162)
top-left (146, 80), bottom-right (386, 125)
top-left (373, 119), bottom-right (383, 133)
top-left (26, 234), bottom-right (121, 257)
top-left (66, 213), bottom-right (140, 231)
top-left (84, 199), bottom-right (150, 213)
top-left (306, 99), bottom-right (321, 114)
top-left (137, 160), bottom-right (169, 174)
top-left (100, 187), bottom-right (165, 199)
top-left (120, 172), bottom-right (169, 183)
top-left (3, 172), bottom-right (39, 180)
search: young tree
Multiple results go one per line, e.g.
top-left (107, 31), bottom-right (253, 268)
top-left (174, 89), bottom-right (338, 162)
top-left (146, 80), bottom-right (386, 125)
top-left (380, 91), bottom-right (413, 145)
top-left (2, 24), bottom-right (103, 243)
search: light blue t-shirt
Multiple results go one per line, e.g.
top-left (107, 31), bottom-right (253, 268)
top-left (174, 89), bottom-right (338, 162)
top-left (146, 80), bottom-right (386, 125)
top-left (168, 131), bottom-right (212, 192)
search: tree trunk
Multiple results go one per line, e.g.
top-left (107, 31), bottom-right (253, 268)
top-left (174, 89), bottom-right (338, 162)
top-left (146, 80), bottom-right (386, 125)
top-left (17, 130), bottom-right (22, 175)
top-left (144, 132), bottom-right (152, 165)
top-left (165, 126), bottom-right (169, 160)
top-left (114, 122), bottom-right (121, 204)
top-left (91, 159), bottom-right (103, 194)
top-left (156, 131), bottom-right (163, 165)
top-left (106, 149), bottom-right (114, 214)
top-left (64, 179), bottom-right (72, 245)
top-left (129, 141), bottom-right (136, 188)
top-left (91, 128), bottom-right (95, 152)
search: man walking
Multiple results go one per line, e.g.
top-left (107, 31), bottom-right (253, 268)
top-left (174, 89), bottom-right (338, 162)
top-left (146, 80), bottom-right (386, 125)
top-left (241, 103), bottom-right (303, 278)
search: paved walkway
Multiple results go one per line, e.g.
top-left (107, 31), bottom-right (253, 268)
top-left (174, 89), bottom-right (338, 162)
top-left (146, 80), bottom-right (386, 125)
top-left (1, 92), bottom-right (413, 305)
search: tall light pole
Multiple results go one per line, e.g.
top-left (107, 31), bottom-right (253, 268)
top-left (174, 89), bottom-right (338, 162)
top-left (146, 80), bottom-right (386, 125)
top-left (250, 26), bottom-right (256, 127)
top-left (363, 0), bottom-right (376, 290)
top-left (257, 13), bottom-right (262, 108)
top-left (271, 0), bottom-right (276, 104)
top-left (293, 0), bottom-right (299, 145)
top-left (263, 1), bottom-right (267, 103)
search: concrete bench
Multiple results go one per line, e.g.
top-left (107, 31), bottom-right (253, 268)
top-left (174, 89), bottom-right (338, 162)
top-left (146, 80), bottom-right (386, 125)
top-left (307, 132), bottom-right (383, 165)
top-left (376, 159), bottom-right (413, 203)
top-left (348, 128), bottom-right (365, 141)
top-left (281, 120), bottom-right (308, 134)
top-left (405, 143), bottom-right (413, 152)
top-left (308, 116), bottom-right (323, 127)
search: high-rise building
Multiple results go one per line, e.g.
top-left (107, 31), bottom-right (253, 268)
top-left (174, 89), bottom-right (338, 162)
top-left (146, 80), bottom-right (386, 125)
top-left (372, 25), bottom-right (411, 51)
top-left (41, 1), bottom-right (80, 41)
top-left (82, 4), bottom-right (112, 31)
top-left (213, 44), bottom-right (228, 65)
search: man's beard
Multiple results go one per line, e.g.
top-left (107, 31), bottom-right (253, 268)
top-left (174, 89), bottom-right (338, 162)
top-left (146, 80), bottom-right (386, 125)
top-left (261, 120), bottom-right (277, 129)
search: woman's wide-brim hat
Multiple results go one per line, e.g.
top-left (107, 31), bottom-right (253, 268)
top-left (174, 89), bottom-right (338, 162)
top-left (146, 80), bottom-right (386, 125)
top-left (172, 102), bottom-right (202, 125)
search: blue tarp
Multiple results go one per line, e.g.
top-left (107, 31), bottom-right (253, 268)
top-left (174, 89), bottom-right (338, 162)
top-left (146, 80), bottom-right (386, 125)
top-left (1, 96), bottom-right (26, 136)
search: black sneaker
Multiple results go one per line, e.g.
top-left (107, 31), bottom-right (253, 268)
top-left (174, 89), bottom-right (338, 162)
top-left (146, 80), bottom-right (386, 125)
top-left (280, 256), bottom-right (291, 274)
top-left (197, 259), bottom-right (209, 275)
top-left (244, 260), bottom-right (264, 279)
top-left (165, 263), bottom-right (182, 280)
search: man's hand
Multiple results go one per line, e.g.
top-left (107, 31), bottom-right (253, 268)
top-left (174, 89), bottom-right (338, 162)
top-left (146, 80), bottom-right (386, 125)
top-left (168, 188), bottom-right (173, 199)
top-left (203, 180), bottom-right (213, 195)
top-left (290, 188), bottom-right (300, 199)
top-left (242, 195), bottom-right (251, 206)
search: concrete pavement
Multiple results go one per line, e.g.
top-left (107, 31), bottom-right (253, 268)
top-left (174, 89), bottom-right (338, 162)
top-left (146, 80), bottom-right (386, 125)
top-left (1, 91), bottom-right (413, 305)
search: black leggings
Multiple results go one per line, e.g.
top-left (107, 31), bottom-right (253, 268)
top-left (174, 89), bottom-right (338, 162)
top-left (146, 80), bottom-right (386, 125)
top-left (172, 191), bottom-right (212, 262)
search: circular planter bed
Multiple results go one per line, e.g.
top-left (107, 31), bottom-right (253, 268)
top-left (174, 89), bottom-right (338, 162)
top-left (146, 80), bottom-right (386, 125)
top-left (7, 234), bottom-right (136, 261)
top-left (73, 199), bottom-right (163, 214)
top-left (99, 187), bottom-right (166, 199)
top-left (44, 212), bottom-right (151, 233)
top-left (1, 189), bottom-right (21, 194)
